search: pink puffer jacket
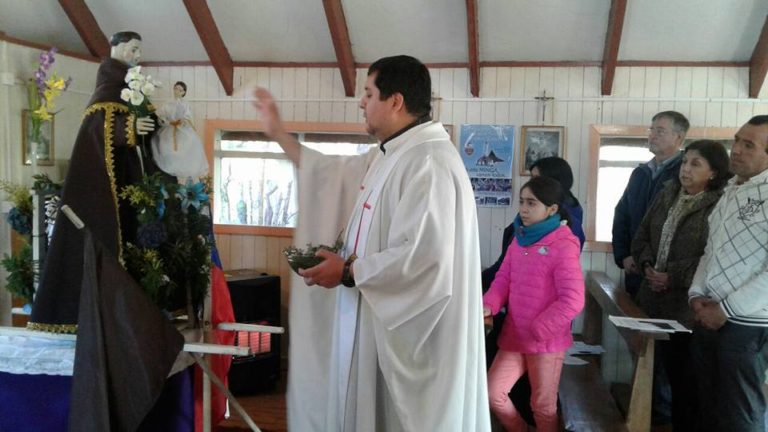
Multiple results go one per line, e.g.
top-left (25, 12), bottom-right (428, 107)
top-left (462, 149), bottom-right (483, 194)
top-left (483, 225), bottom-right (584, 353)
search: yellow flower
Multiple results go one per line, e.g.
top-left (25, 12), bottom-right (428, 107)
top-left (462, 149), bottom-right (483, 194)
top-left (46, 76), bottom-right (66, 91)
top-left (33, 106), bottom-right (51, 121)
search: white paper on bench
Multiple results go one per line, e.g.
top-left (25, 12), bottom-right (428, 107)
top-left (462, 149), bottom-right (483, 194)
top-left (608, 315), bottom-right (692, 333)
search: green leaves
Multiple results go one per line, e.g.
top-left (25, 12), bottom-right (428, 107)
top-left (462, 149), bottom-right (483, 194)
top-left (1, 244), bottom-right (35, 304)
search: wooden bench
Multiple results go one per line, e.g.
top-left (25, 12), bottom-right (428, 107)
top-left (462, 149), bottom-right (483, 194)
top-left (558, 271), bottom-right (668, 432)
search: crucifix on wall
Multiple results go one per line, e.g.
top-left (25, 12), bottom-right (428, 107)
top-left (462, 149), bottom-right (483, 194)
top-left (534, 90), bottom-right (555, 124)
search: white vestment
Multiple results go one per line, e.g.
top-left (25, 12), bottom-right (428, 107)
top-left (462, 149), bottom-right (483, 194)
top-left (150, 99), bottom-right (208, 179)
top-left (287, 121), bottom-right (490, 431)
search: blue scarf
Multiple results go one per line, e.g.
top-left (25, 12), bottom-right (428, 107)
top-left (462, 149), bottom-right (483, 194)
top-left (512, 213), bottom-right (562, 246)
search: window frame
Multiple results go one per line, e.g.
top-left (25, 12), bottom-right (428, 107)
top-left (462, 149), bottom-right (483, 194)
top-left (585, 124), bottom-right (737, 252)
top-left (204, 119), bottom-right (370, 237)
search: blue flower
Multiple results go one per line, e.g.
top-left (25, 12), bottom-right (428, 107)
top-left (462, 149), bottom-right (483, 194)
top-left (156, 185), bottom-right (168, 218)
top-left (136, 221), bottom-right (167, 248)
top-left (7, 207), bottom-right (31, 235)
top-left (176, 179), bottom-right (209, 212)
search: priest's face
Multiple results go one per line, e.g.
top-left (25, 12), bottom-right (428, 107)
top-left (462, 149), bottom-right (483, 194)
top-left (360, 73), bottom-right (394, 140)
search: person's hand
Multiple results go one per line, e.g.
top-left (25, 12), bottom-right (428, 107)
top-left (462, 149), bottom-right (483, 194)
top-left (690, 296), bottom-right (708, 314)
top-left (298, 249), bottom-right (345, 288)
top-left (622, 256), bottom-right (638, 274)
top-left (483, 307), bottom-right (493, 330)
top-left (252, 87), bottom-right (287, 140)
top-left (136, 116), bottom-right (155, 135)
top-left (694, 298), bottom-right (727, 330)
top-left (644, 267), bottom-right (669, 292)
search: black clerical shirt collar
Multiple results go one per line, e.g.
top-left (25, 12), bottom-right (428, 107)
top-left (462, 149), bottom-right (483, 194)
top-left (379, 114), bottom-right (432, 154)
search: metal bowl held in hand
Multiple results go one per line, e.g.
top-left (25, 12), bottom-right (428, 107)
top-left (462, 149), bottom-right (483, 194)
top-left (283, 238), bottom-right (343, 275)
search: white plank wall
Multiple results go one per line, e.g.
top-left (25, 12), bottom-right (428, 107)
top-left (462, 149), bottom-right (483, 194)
top-left (2, 40), bottom-right (768, 355)
top-left (137, 64), bottom-right (768, 365)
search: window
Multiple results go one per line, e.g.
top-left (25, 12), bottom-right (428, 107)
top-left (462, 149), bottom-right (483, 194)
top-left (208, 121), bottom-right (375, 235)
top-left (594, 135), bottom-right (652, 242)
top-left (586, 125), bottom-right (736, 248)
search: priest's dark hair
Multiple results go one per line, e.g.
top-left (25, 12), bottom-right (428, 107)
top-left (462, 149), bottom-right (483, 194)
top-left (520, 176), bottom-right (572, 227)
top-left (110, 31), bottom-right (142, 46)
top-left (174, 81), bottom-right (187, 96)
top-left (368, 55), bottom-right (431, 118)
top-left (529, 156), bottom-right (580, 209)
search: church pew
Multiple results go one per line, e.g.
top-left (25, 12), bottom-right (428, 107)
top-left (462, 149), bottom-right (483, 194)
top-left (559, 271), bottom-right (668, 432)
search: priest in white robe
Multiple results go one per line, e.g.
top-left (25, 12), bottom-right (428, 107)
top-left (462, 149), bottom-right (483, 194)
top-left (254, 55), bottom-right (490, 432)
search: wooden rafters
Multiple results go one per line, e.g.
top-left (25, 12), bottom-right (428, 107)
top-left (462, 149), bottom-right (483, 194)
top-left (749, 15), bottom-right (768, 98)
top-left (601, 0), bottom-right (627, 96)
top-left (182, 0), bottom-right (234, 95)
top-left (322, 0), bottom-right (356, 97)
top-left (57, 0), bottom-right (109, 58)
top-left (466, 0), bottom-right (480, 97)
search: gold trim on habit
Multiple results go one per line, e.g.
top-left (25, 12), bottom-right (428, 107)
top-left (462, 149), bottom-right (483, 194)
top-left (26, 321), bottom-right (78, 334)
top-left (84, 102), bottom-right (125, 263)
top-left (126, 112), bottom-right (137, 148)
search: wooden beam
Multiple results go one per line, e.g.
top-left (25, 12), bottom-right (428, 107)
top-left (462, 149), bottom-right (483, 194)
top-left (601, 0), bottom-right (627, 96)
top-left (618, 60), bottom-right (748, 67)
top-left (57, 0), bottom-right (109, 58)
top-left (483, 60), bottom-right (601, 68)
top-left (182, 0), bottom-right (234, 95)
top-left (322, 0), bottom-right (356, 97)
top-left (749, 15), bottom-right (768, 98)
top-left (0, 32), bottom-right (99, 62)
top-left (465, 0), bottom-right (480, 97)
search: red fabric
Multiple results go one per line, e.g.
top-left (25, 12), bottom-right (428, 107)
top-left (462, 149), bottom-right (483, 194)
top-left (195, 264), bottom-right (236, 431)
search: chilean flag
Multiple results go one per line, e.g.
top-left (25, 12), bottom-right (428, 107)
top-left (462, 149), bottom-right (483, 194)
top-left (194, 244), bottom-right (236, 431)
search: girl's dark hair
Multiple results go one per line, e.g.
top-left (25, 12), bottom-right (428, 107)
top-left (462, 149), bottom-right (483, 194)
top-left (683, 139), bottom-right (732, 191)
top-left (529, 156), bottom-right (580, 207)
top-left (520, 176), bottom-right (571, 226)
top-left (174, 81), bottom-right (187, 97)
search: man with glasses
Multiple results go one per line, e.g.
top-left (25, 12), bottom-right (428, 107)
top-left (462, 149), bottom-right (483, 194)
top-left (611, 110), bottom-right (689, 427)
top-left (612, 111), bottom-right (689, 297)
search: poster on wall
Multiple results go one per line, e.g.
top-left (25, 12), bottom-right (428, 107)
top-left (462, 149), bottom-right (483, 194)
top-left (459, 124), bottom-right (515, 207)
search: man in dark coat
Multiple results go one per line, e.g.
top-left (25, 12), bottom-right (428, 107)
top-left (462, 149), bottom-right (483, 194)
top-left (612, 110), bottom-right (688, 297)
top-left (611, 110), bottom-right (688, 426)
top-left (30, 31), bottom-right (159, 332)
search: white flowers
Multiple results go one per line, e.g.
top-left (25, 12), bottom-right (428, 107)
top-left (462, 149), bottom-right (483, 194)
top-left (120, 66), bottom-right (160, 107)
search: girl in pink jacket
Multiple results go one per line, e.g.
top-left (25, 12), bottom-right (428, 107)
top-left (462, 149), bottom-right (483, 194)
top-left (483, 176), bottom-right (585, 432)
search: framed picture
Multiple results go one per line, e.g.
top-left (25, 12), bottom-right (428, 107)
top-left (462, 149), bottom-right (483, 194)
top-left (22, 109), bottom-right (55, 166)
top-left (520, 125), bottom-right (565, 175)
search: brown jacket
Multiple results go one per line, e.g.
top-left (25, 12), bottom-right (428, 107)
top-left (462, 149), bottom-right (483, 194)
top-left (631, 181), bottom-right (723, 327)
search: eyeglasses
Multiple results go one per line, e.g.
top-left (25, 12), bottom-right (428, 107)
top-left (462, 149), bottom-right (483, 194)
top-left (647, 127), bottom-right (671, 137)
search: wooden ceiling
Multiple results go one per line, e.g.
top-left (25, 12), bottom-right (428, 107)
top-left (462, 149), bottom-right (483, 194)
top-left (1, 0), bottom-right (767, 98)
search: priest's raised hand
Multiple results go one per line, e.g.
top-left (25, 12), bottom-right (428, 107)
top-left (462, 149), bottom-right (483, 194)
top-left (298, 248), bottom-right (346, 288)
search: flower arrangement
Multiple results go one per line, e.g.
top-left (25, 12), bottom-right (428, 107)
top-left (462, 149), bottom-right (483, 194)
top-left (27, 48), bottom-right (71, 153)
top-left (119, 174), bottom-right (213, 323)
top-left (0, 180), bottom-right (33, 235)
top-left (0, 174), bottom-right (62, 304)
top-left (120, 66), bottom-right (159, 120)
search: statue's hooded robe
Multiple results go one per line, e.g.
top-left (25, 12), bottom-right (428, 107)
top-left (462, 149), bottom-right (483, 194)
top-left (30, 57), bottom-right (159, 332)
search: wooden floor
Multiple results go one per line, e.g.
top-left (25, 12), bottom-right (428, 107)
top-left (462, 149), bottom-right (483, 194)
top-left (218, 374), bottom-right (287, 432)
top-left (212, 370), bottom-right (676, 432)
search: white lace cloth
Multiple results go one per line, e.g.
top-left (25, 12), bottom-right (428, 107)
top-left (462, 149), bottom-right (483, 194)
top-left (0, 329), bottom-right (76, 376)
top-left (0, 326), bottom-right (203, 377)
